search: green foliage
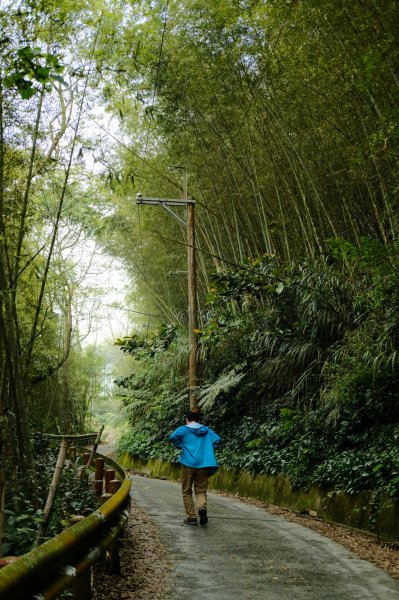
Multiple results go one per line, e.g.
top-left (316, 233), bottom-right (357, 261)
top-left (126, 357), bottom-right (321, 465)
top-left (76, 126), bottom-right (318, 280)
top-left (115, 324), bottom-right (178, 358)
top-left (2, 0), bottom-right (399, 540)
top-left (312, 442), bottom-right (399, 498)
top-left (114, 324), bottom-right (190, 460)
top-left (46, 464), bottom-right (96, 537)
top-left (3, 45), bottom-right (65, 98)
top-left (115, 238), bottom-right (399, 506)
top-left (1, 438), bottom-right (96, 555)
top-left (199, 367), bottom-right (246, 411)
top-left (33, 440), bottom-right (96, 538)
top-left (2, 497), bottom-right (43, 556)
top-left (117, 422), bottom-right (180, 463)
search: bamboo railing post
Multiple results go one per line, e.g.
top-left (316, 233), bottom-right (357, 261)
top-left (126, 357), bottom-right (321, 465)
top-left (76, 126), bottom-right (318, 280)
top-left (94, 479), bottom-right (103, 498)
top-left (107, 479), bottom-right (122, 574)
top-left (73, 568), bottom-right (92, 600)
top-left (86, 425), bottom-right (104, 469)
top-left (100, 493), bottom-right (112, 505)
top-left (95, 457), bottom-right (105, 481)
top-left (108, 540), bottom-right (120, 575)
top-left (36, 438), bottom-right (68, 545)
top-left (80, 425), bottom-right (104, 479)
top-left (110, 479), bottom-right (121, 494)
top-left (104, 469), bottom-right (115, 493)
top-left (0, 473), bottom-right (5, 557)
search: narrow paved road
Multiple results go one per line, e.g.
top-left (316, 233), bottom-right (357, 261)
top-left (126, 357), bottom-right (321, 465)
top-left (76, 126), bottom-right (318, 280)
top-left (131, 475), bottom-right (399, 600)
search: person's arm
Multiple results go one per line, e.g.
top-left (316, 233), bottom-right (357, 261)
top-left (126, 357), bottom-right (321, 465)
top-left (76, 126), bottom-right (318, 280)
top-left (169, 427), bottom-right (184, 448)
top-left (209, 429), bottom-right (221, 449)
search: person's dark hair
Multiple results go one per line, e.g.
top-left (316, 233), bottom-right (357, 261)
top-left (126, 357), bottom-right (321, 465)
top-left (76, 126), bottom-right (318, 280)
top-left (185, 410), bottom-right (200, 422)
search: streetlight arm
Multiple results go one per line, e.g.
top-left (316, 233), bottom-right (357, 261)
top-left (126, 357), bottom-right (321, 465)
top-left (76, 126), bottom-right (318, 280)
top-left (136, 194), bottom-right (195, 207)
top-left (160, 203), bottom-right (189, 228)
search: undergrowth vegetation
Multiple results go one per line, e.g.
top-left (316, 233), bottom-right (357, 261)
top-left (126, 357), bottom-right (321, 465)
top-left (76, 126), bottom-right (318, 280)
top-left (1, 435), bottom-right (96, 556)
top-left (116, 238), bottom-right (399, 504)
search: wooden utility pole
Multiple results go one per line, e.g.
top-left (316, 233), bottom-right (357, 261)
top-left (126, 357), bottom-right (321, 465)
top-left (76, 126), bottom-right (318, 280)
top-left (136, 171), bottom-right (199, 410)
top-left (185, 172), bottom-right (198, 410)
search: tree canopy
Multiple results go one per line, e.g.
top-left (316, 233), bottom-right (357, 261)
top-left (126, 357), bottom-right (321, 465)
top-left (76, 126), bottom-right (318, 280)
top-left (96, 0), bottom-right (399, 322)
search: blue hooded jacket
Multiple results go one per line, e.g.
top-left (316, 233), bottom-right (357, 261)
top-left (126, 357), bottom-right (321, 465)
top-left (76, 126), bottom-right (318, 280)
top-left (169, 422), bottom-right (221, 475)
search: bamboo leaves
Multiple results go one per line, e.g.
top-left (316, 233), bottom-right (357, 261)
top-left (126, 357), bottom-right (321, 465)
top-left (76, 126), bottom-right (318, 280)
top-left (3, 46), bottom-right (65, 99)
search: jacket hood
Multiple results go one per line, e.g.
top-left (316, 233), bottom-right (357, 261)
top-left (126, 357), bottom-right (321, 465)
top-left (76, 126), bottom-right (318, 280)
top-left (185, 424), bottom-right (209, 437)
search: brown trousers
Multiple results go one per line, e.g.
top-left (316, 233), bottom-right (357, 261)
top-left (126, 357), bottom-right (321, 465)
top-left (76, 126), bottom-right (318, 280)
top-left (181, 465), bottom-right (209, 519)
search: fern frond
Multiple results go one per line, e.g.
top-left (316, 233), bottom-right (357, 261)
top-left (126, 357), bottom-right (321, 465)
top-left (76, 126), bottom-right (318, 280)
top-left (199, 369), bottom-right (246, 410)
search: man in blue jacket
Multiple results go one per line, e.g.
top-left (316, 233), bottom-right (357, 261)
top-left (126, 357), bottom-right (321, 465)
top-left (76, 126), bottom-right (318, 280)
top-left (169, 411), bottom-right (221, 525)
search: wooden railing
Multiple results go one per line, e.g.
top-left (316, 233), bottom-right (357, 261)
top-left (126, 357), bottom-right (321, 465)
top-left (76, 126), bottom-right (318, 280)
top-left (45, 432), bottom-right (99, 446)
top-left (0, 437), bottom-right (131, 600)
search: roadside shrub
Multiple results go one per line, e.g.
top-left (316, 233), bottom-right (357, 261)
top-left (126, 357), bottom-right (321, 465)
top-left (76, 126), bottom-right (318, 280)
top-left (1, 440), bottom-right (98, 556)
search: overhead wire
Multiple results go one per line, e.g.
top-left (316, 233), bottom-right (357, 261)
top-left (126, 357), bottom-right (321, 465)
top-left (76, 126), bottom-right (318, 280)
top-left (136, 0), bottom-right (170, 332)
top-left (153, 233), bottom-right (283, 281)
top-left (100, 303), bottom-right (164, 321)
top-left (90, 114), bottom-right (268, 278)
top-left (89, 115), bottom-right (258, 247)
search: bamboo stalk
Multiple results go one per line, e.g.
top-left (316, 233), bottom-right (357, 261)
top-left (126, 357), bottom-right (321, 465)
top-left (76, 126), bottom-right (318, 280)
top-left (36, 438), bottom-right (69, 545)
top-left (81, 424), bottom-right (104, 475)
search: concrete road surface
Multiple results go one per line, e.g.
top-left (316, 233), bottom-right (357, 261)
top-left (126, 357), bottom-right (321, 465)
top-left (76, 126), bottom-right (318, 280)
top-left (130, 475), bottom-right (399, 600)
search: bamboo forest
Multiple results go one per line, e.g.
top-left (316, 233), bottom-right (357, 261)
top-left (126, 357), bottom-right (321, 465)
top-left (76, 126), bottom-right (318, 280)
top-left (0, 0), bottom-right (399, 582)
